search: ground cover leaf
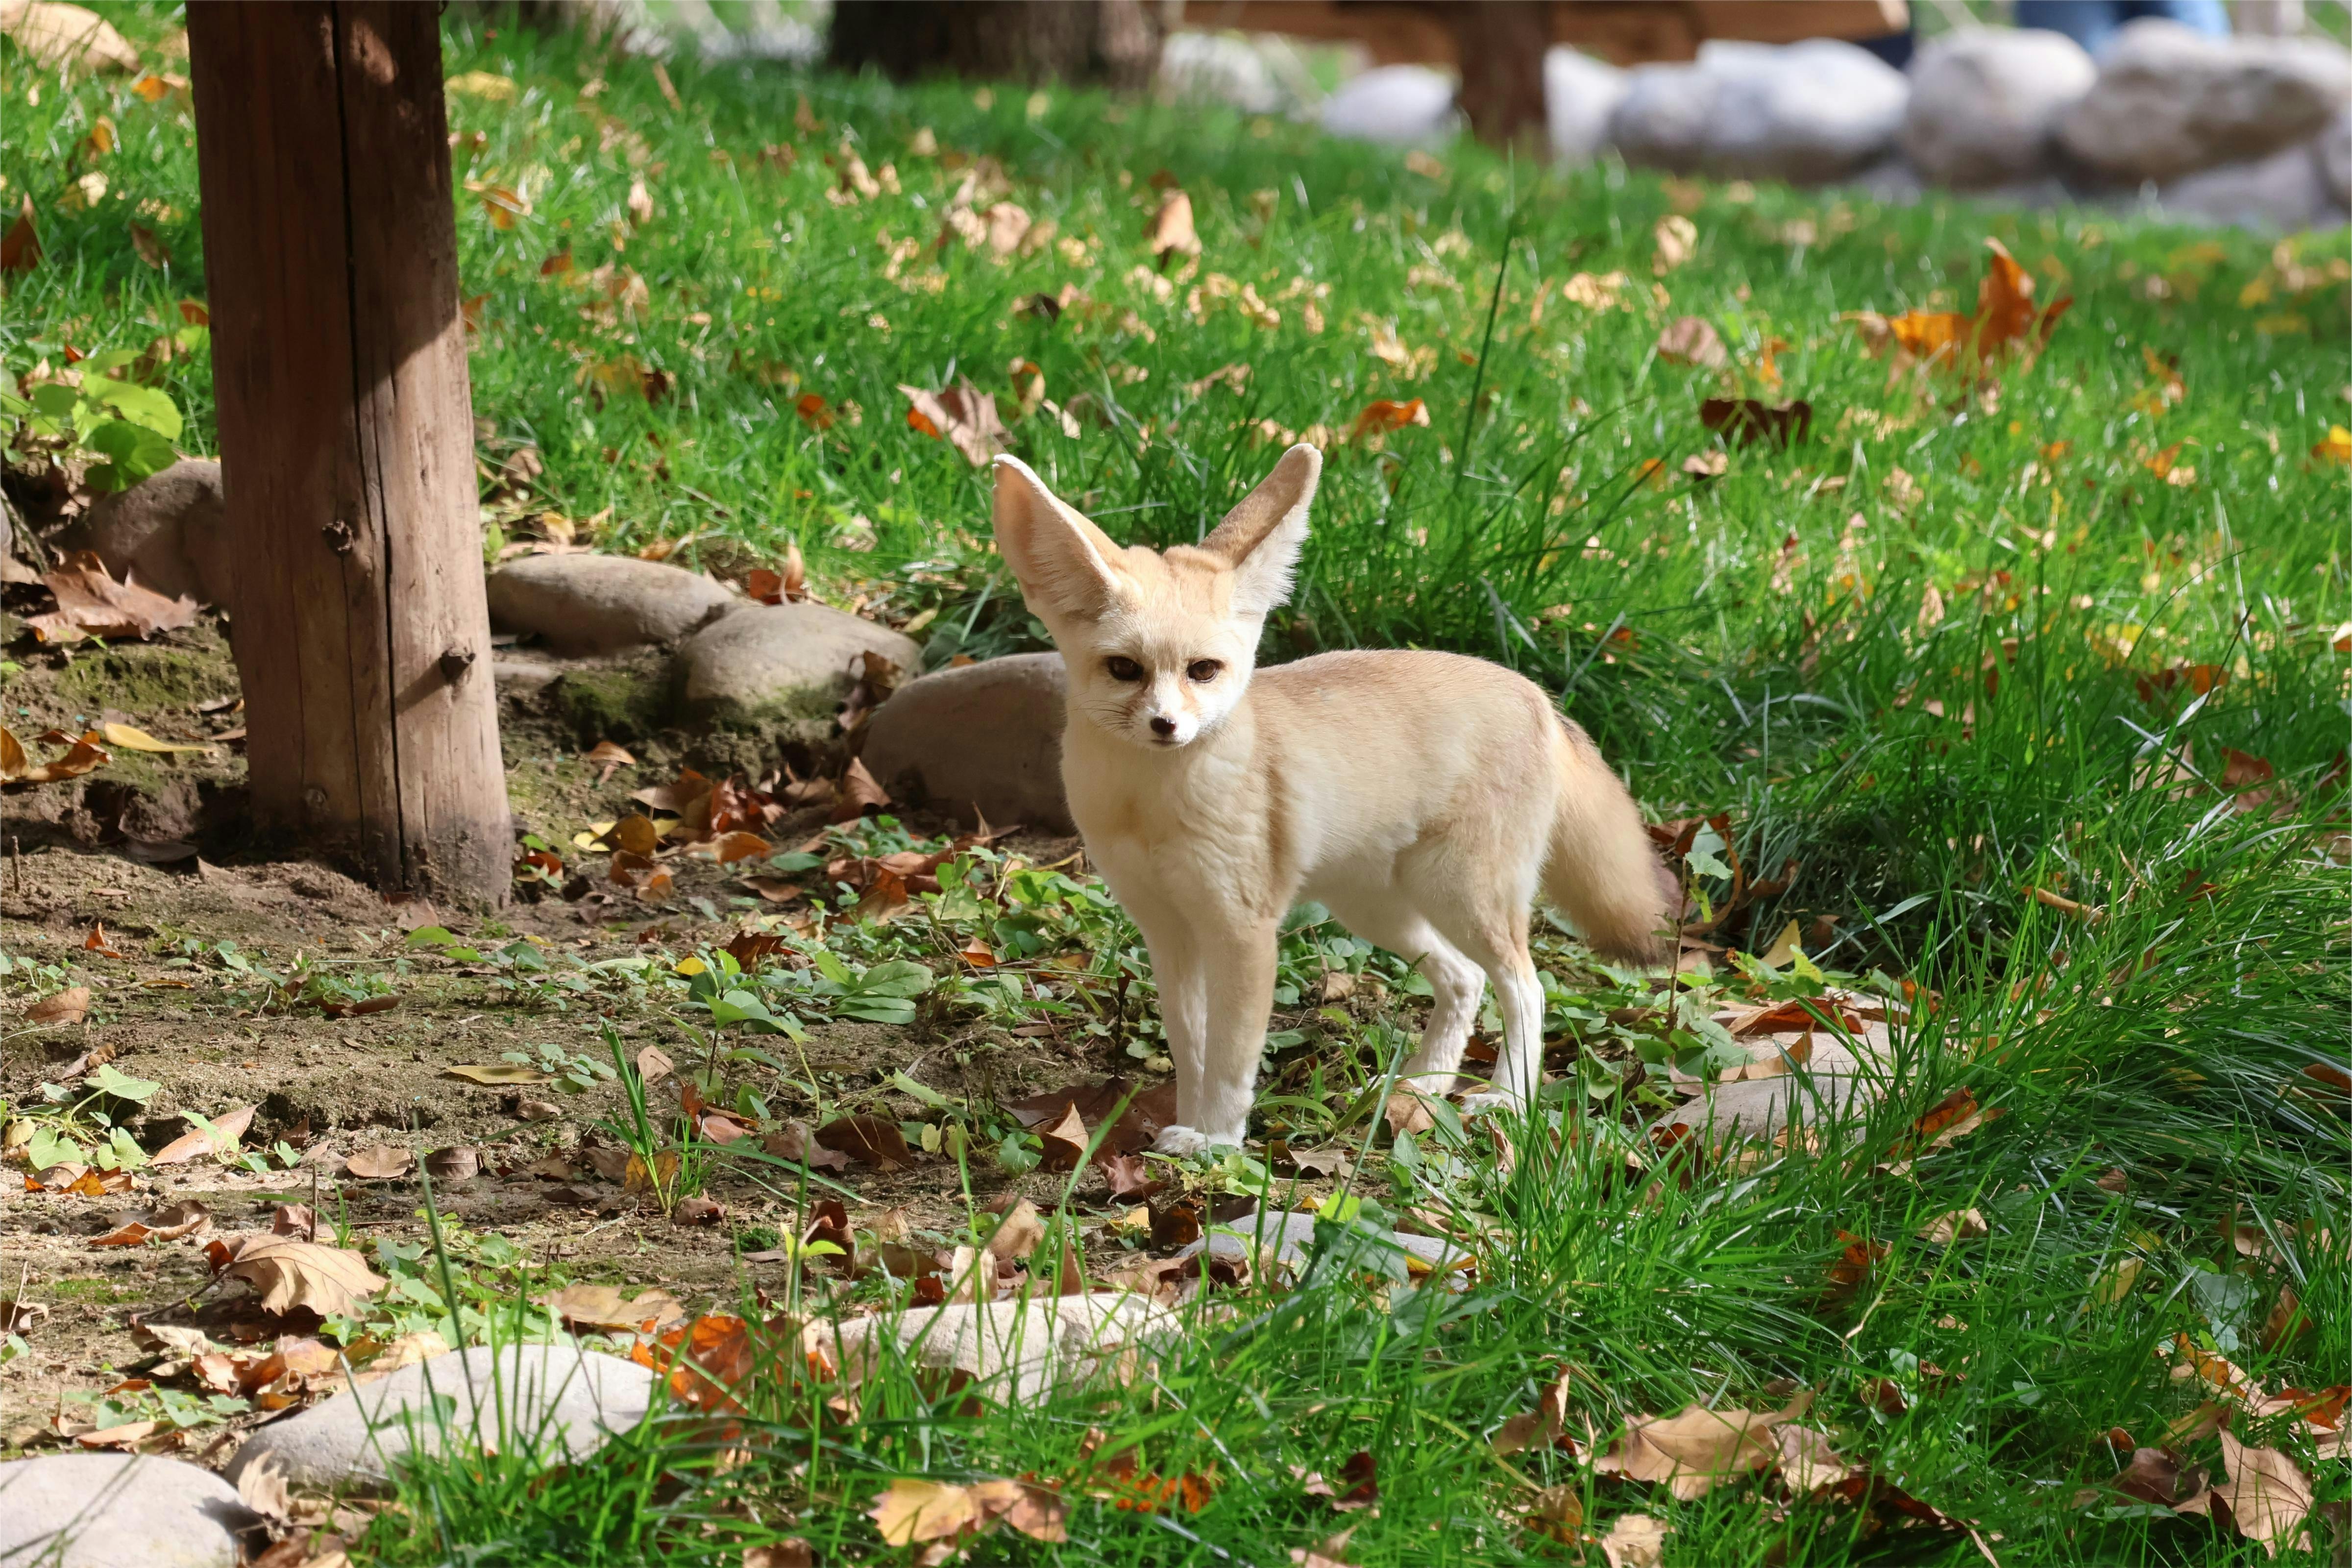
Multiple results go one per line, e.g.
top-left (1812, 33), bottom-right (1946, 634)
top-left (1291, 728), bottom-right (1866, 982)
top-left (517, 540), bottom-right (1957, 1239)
top-left (441, 1063), bottom-right (550, 1085)
top-left (91, 1200), bottom-right (212, 1248)
top-left (25, 986), bottom-right (92, 1025)
top-left (1004, 1079), bottom-right (1176, 1154)
top-left (815, 1114), bottom-right (911, 1170)
top-left (1594, 1399), bottom-right (1797, 1499)
top-left (343, 1145), bottom-right (413, 1180)
top-left (30, 551), bottom-right (199, 642)
top-left (1597, 1512), bottom-right (1672, 1568)
top-left (900, 382), bottom-right (1007, 466)
top-left (2211, 1429), bottom-right (2315, 1556)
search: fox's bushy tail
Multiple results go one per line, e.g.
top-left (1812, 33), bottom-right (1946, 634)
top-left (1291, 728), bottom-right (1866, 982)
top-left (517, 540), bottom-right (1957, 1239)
top-left (1542, 720), bottom-right (1679, 965)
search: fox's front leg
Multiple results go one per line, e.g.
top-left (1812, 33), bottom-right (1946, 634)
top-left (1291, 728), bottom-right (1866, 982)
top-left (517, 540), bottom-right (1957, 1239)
top-left (1153, 917), bottom-right (1278, 1154)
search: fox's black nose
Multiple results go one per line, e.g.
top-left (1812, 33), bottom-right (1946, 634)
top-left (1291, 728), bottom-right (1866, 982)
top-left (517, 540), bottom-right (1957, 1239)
top-left (1150, 715), bottom-right (1176, 737)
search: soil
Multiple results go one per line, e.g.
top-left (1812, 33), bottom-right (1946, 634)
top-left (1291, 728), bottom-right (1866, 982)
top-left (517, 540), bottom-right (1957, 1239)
top-left (0, 611), bottom-right (1314, 1462)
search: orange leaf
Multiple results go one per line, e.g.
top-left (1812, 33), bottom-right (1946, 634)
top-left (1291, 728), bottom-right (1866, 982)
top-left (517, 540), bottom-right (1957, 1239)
top-left (1350, 397), bottom-right (1429, 441)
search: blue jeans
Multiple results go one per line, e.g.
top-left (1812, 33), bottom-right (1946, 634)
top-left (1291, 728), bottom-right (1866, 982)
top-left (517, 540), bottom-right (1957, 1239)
top-left (2012, 0), bottom-right (2232, 54)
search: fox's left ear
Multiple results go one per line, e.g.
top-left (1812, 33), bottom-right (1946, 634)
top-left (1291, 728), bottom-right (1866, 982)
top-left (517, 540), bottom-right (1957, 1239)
top-left (1201, 443), bottom-right (1319, 616)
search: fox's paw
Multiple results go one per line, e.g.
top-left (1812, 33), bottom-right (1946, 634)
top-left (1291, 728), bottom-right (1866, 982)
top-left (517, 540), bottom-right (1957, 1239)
top-left (1457, 1091), bottom-right (1527, 1118)
top-left (1152, 1124), bottom-right (1217, 1158)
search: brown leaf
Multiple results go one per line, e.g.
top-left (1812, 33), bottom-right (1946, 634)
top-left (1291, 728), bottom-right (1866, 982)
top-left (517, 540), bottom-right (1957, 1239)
top-left (26, 986), bottom-right (92, 1025)
top-left (1652, 214), bottom-right (1697, 276)
top-left (829, 756), bottom-right (891, 823)
top-left (1383, 1089), bottom-right (1438, 1137)
top-left (30, 552), bottom-right (199, 642)
top-left (968, 1478), bottom-right (1069, 1543)
top-left (1350, 397), bottom-right (1430, 442)
top-left (1145, 189), bottom-right (1199, 266)
top-left (583, 738), bottom-right (636, 783)
top-left (343, 1145), bottom-right (414, 1180)
top-left (1598, 1512), bottom-right (1673, 1568)
top-left (0, 727), bottom-right (110, 784)
top-left (1, 194), bottom-right (40, 273)
top-left (672, 1194), bottom-right (726, 1225)
top-left (900, 381), bottom-right (1008, 466)
top-left (1775, 1424), bottom-right (1856, 1493)
top-left (2114, 1446), bottom-right (2207, 1509)
top-left (1593, 1401), bottom-right (1794, 1500)
top-left (1700, 397), bottom-right (1812, 447)
top-left (1656, 316), bottom-right (1727, 369)
top-left (2212, 1429), bottom-right (2314, 1555)
top-left (90, 1200), bottom-right (212, 1248)
top-left (870, 1479), bottom-right (983, 1547)
top-left (628, 769), bottom-right (711, 817)
top-left (1094, 1151), bottom-right (1165, 1202)
top-left (761, 1121), bottom-right (850, 1172)
top-left (1301, 1450), bottom-right (1377, 1512)
top-left (1916, 1208), bottom-right (1987, 1246)
top-left (815, 1114), bottom-right (911, 1170)
top-left (1038, 1102), bottom-right (1089, 1171)
top-left (1004, 1078), bottom-right (1177, 1154)
top-left (212, 1236), bottom-right (389, 1318)
top-left (986, 1197), bottom-right (1048, 1265)
top-left (424, 1147), bottom-right (479, 1182)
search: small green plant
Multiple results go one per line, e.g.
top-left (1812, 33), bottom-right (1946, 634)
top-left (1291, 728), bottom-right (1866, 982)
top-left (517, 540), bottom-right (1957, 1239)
top-left (14, 1063), bottom-right (161, 1171)
top-left (2, 343), bottom-right (198, 493)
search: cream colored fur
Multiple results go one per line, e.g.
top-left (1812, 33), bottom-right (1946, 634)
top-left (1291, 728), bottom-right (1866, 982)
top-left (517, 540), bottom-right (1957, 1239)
top-left (992, 445), bottom-right (1675, 1154)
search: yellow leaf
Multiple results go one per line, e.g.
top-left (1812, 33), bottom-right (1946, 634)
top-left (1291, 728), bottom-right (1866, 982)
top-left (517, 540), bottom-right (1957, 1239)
top-left (2312, 425), bottom-right (2351, 466)
top-left (445, 69), bottom-right (516, 102)
top-left (100, 722), bottom-right (209, 754)
top-left (673, 956), bottom-right (708, 976)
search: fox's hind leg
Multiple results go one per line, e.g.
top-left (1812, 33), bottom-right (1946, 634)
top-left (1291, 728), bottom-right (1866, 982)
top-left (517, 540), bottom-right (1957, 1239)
top-left (1409, 874), bottom-right (1546, 1113)
top-left (1319, 895), bottom-right (1487, 1095)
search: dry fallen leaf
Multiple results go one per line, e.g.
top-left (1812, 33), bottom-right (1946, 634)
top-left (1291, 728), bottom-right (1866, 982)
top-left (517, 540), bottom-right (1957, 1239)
top-left (442, 1063), bottom-right (551, 1086)
top-left (1916, 1208), bottom-right (1988, 1246)
top-left (1775, 1424), bottom-right (1857, 1493)
top-left (869, 1478), bottom-right (983, 1546)
top-left (583, 738), bottom-right (636, 783)
top-left (0, 194), bottom-right (39, 274)
top-left (1145, 188), bottom-right (1199, 267)
top-left (1656, 315), bottom-right (1727, 369)
top-left (343, 1145), bottom-right (414, 1180)
top-left (900, 381), bottom-right (1008, 466)
top-left (0, 1), bottom-right (142, 73)
top-left (1597, 1511), bottom-right (1673, 1568)
top-left (815, 1115), bottom-right (911, 1170)
top-left (1351, 397), bottom-right (1430, 443)
top-left (1594, 1401), bottom-right (1794, 1500)
top-left (2212, 1428), bottom-right (2314, 1556)
top-left (1852, 237), bottom-right (2070, 379)
top-left (211, 1235), bottom-right (390, 1318)
top-left (90, 1200), bottom-right (213, 1248)
top-left (0, 728), bottom-right (110, 784)
top-left (30, 552), bottom-right (200, 642)
top-left (100, 721), bottom-right (210, 754)
top-left (1652, 215), bottom-right (1697, 276)
top-left (26, 986), bottom-right (92, 1026)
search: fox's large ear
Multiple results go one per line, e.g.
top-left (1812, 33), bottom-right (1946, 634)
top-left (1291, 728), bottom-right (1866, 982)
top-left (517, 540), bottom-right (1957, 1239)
top-left (1201, 443), bottom-right (1319, 616)
top-left (992, 456), bottom-right (1124, 619)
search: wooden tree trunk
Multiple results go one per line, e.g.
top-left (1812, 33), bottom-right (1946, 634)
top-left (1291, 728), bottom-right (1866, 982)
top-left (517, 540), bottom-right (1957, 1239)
top-left (188, 1), bottom-right (511, 904)
top-left (1449, 1), bottom-right (1552, 147)
top-left (829, 0), bottom-right (1162, 89)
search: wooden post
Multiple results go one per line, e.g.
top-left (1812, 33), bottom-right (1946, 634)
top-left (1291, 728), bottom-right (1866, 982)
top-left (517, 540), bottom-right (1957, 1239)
top-left (1450, 1), bottom-right (1552, 147)
top-left (188, 2), bottom-right (510, 903)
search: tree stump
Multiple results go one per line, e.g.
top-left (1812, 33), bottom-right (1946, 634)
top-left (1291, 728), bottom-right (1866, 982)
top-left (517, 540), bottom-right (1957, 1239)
top-left (188, 1), bottom-right (510, 903)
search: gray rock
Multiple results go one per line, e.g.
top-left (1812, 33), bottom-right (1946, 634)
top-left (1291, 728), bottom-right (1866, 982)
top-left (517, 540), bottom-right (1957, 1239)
top-left (859, 652), bottom-right (1071, 834)
top-left (485, 553), bottom-right (736, 657)
top-left (491, 651), bottom-right (569, 699)
top-left (1321, 65), bottom-right (1457, 147)
top-left (58, 458), bottom-right (229, 607)
top-left (0, 1453), bottom-right (264, 1568)
top-left (673, 601), bottom-right (921, 738)
top-left (222, 1343), bottom-right (653, 1494)
top-left (1651, 1070), bottom-right (1877, 1147)
top-left (2321, 109), bottom-right (2352, 209)
top-left (2059, 19), bottom-right (2352, 184)
top-left (815, 1292), bottom-right (1176, 1402)
top-left (1612, 40), bottom-right (1909, 184)
top-left (1544, 48), bottom-right (1626, 166)
top-left (2160, 140), bottom-right (2334, 232)
top-left (1184, 1208), bottom-right (1474, 1277)
top-left (1902, 27), bottom-right (2096, 189)
top-left (1159, 31), bottom-right (1283, 115)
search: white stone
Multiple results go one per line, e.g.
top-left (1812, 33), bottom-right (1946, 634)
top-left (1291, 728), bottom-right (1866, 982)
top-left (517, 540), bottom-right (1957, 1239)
top-left (1183, 1208), bottom-right (1474, 1277)
top-left (1612, 40), bottom-right (1909, 184)
top-left (1321, 65), bottom-right (1457, 147)
top-left (672, 600), bottom-right (921, 738)
top-left (1902, 27), bottom-right (2096, 189)
top-left (2059, 19), bottom-right (2352, 184)
top-left (59, 458), bottom-right (229, 607)
top-left (485, 553), bottom-right (736, 657)
top-left (1544, 48), bottom-right (1626, 165)
top-left (858, 652), bottom-right (1071, 833)
top-left (2320, 108), bottom-right (2352, 209)
top-left (1159, 31), bottom-right (1282, 115)
top-left (814, 1292), bottom-right (1176, 1402)
top-left (2160, 140), bottom-right (2335, 232)
top-left (0, 1453), bottom-right (263, 1568)
top-left (221, 1343), bottom-right (654, 1494)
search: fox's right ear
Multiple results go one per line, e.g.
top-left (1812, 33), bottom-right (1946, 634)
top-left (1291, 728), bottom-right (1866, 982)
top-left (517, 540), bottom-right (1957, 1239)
top-left (992, 457), bottom-right (1125, 619)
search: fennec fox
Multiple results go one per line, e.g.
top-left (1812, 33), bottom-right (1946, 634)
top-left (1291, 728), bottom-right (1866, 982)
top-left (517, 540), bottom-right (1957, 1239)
top-left (992, 444), bottom-right (1675, 1154)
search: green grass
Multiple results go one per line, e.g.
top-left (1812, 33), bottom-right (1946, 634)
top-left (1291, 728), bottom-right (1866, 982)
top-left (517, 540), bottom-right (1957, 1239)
top-left (5, 7), bottom-right (2351, 1565)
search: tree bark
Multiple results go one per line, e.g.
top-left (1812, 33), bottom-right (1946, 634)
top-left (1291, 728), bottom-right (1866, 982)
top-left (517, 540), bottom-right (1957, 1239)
top-left (1448, 1), bottom-right (1552, 147)
top-left (828, 0), bottom-right (1161, 90)
top-left (188, 1), bottom-right (511, 904)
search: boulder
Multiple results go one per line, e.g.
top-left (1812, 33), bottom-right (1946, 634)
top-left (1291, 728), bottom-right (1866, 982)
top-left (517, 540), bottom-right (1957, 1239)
top-left (810, 1292), bottom-right (1176, 1403)
top-left (58, 458), bottom-right (229, 606)
top-left (485, 553), bottom-right (736, 657)
top-left (1612, 40), bottom-right (1909, 184)
top-left (2160, 140), bottom-right (2335, 232)
top-left (673, 601), bottom-right (920, 739)
top-left (858, 652), bottom-right (1072, 833)
top-left (2321, 108), bottom-right (2352, 209)
top-left (1544, 48), bottom-right (1627, 165)
top-left (1901, 27), bottom-right (2096, 189)
top-left (1320, 65), bottom-right (1456, 147)
top-left (1159, 31), bottom-right (1283, 115)
top-left (222, 1343), bottom-right (653, 1494)
top-left (2058, 19), bottom-right (2352, 185)
top-left (0, 1453), bottom-right (264, 1568)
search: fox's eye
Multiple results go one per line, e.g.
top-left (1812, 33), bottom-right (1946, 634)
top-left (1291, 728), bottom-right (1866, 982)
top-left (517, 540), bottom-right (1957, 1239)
top-left (1186, 659), bottom-right (1224, 683)
top-left (1105, 656), bottom-right (1144, 682)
